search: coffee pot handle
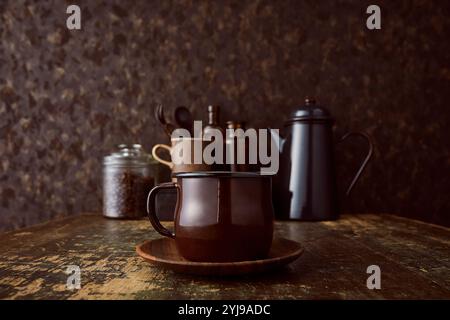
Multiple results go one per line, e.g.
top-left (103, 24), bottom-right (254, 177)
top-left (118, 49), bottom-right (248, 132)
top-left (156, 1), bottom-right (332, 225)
top-left (339, 131), bottom-right (374, 196)
top-left (147, 182), bottom-right (180, 239)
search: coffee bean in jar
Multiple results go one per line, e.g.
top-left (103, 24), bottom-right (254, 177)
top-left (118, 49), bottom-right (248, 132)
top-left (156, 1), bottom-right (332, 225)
top-left (103, 144), bottom-right (157, 219)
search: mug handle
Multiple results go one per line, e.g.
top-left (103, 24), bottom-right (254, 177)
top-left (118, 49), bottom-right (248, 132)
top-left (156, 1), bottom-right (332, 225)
top-left (152, 144), bottom-right (173, 169)
top-left (146, 182), bottom-right (180, 239)
top-left (338, 131), bottom-right (374, 196)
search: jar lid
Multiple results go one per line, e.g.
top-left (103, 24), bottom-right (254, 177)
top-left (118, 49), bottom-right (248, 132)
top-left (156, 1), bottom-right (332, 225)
top-left (226, 121), bottom-right (245, 129)
top-left (287, 98), bottom-right (332, 123)
top-left (103, 144), bottom-right (155, 167)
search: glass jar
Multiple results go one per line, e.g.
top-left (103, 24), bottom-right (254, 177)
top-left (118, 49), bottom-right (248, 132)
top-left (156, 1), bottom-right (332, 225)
top-left (103, 144), bottom-right (158, 219)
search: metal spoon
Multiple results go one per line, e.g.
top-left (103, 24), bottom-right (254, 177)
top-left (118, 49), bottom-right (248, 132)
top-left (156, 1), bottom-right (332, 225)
top-left (174, 106), bottom-right (193, 135)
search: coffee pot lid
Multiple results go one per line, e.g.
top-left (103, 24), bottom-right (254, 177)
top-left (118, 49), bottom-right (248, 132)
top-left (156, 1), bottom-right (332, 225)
top-left (288, 98), bottom-right (332, 122)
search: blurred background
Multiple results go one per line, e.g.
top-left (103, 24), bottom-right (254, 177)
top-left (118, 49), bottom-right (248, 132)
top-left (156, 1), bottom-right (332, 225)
top-left (0, 0), bottom-right (449, 231)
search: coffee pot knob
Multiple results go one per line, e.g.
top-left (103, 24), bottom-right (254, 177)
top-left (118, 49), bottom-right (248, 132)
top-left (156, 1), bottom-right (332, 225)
top-left (304, 97), bottom-right (316, 106)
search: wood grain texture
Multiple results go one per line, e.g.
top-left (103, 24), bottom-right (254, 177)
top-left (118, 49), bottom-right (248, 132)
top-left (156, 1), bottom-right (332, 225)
top-left (0, 213), bottom-right (449, 300)
top-left (2, 1), bottom-right (450, 232)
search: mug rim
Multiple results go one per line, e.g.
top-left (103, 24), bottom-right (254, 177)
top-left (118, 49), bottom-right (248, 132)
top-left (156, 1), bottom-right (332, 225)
top-left (171, 137), bottom-right (206, 141)
top-left (174, 171), bottom-right (272, 178)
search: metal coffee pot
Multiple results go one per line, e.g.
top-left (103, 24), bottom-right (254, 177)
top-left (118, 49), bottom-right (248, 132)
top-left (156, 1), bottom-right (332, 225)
top-left (270, 98), bottom-right (373, 221)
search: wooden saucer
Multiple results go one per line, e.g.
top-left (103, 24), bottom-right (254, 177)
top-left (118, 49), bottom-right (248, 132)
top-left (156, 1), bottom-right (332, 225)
top-left (136, 237), bottom-right (304, 276)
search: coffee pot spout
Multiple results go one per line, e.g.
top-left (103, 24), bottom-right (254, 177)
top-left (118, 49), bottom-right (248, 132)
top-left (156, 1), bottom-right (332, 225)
top-left (269, 128), bottom-right (286, 153)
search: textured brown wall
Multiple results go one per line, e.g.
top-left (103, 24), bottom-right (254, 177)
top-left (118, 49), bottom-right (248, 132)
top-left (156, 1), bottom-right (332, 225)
top-left (1, 0), bottom-right (449, 231)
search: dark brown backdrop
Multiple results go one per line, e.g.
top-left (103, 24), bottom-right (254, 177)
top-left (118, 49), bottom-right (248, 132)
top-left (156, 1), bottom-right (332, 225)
top-left (1, 0), bottom-right (449, 231)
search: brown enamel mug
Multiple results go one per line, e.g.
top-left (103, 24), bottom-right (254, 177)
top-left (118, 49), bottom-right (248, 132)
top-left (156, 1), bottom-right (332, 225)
top-left (147, 172), bottom-right (274, 262)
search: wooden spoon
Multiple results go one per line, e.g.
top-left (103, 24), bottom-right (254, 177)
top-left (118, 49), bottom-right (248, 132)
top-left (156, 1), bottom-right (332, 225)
top-left (154, 104), bottom-right (176, 137)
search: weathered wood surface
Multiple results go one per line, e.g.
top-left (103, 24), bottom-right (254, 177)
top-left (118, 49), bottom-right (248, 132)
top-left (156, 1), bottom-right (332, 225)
top-left (0, 214), bottom-right (449, 299)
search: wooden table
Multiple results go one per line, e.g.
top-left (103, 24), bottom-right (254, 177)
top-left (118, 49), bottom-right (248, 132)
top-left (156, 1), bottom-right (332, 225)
top-left (0, 213), bottom-right (449, 299)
